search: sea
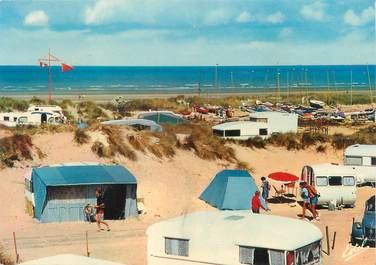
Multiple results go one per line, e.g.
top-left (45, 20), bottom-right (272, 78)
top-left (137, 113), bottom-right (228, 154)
top-left (0, 65), bottom-right (375, 95)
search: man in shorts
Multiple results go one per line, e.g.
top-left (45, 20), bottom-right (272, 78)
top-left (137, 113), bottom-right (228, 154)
top-left (299, 182), bottom-right (310, 220)
top-left (260, 177), bottom-right (270, 202)
top-left (95, 188), bottom-right (110, 232)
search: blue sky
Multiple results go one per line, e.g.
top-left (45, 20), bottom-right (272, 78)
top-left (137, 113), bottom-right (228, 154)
top-left (0, 0), bottom-right (375, 66)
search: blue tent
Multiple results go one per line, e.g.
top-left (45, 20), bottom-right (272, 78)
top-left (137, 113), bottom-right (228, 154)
top-left (31, 164), bottom-right (138, 222)
top-left (101, 119), bottom-right (163, 132)
top-left (199, 169), bottom-right (265, 210)
top-left (138, 111), bottom-right (186, 125)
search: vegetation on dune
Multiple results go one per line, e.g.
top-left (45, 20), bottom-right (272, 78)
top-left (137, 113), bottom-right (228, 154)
top-left (239, 124), bottom-right (375, 151)
top-left (182, 124), bottom-right (237, 162)
top-left (100, 126), bottom-right (137, 161)
top-left (0, 97), bottom-right (29, 112)
top-left (73, 129), bottom-right (91, 145)
top-left (0, 134), bottom-right (35, 167)
top-left (77, 101), bottom-right (109, 123)
top-left (331, 125), bottom-right (376, 149)
top-left (0, 246), bottom-right (13, 265)
top-left (91, 141), bottom-right (108, 157)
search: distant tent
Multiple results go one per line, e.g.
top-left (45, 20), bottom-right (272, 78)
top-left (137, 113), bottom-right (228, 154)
top-left (138, 111), bottom-right (186, 125)
top-left (199, 169), bottom-right (265, 210)
top-left (101, 119), bottom-right (163, 132)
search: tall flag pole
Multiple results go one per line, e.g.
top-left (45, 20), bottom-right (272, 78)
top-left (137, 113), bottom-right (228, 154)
top-left (38, 49), bottom-right (73, 104)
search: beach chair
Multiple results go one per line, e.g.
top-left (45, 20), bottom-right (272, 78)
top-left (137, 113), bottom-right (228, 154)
top-left (272, 185), bottom-right (286, 202)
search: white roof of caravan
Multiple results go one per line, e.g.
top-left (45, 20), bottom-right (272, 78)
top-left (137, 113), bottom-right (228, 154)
top-left (19, 254), bottom-right (125, 265)
top-left (309, 163), bottom-right (358, 175)
top-left (147, 211), bottom-right (322, 251)
top-left (344, 144), bottom-right (376, 157)
top-left (249, 111), bottom-right (297, 118)
top-left (212, 121), bottom-right (262, 130)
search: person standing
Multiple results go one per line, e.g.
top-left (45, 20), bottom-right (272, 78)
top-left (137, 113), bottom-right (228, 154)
top-left (261, 177), bottom-right (270, 201)
top-left (299, 182), bottom-right (310, 219)
top-left (95, 188), bottom-right (110, 232)
top-left (251, 191), bottom-right (270, 213)
top-left (306, 183), bottom-right (320, 221)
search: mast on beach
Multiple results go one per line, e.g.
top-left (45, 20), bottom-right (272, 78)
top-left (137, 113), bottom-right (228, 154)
top-left (38, 49), bottom-right (73, 104)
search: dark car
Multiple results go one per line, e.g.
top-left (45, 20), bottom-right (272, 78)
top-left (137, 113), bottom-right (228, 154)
top-left (351, 195), bottom-right (376, 246)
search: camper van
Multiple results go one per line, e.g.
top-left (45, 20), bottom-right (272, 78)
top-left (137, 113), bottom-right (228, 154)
top-left (344, 144), bottom-right (376, 185)
top-left (27, 105), bottom-right (64, 115)
top-left (212, 112), bottom-right (298, 140)
top-left (0, 111), bottom-right (64, 127)
top-left (147, 211), bottom-right (323, 265)
top-left (301, 164), bottom-right (357, 207)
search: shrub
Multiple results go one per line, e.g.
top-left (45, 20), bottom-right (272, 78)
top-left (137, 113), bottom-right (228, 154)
top-left (243, 136), bottom-right (266, 149)
top-left (0, 245), bottom-right (14, 265)
top-left (331, 133), bottom-right (355, 149)
top-left (235, 161), bottom-right (255, 172)
top-left (267, 133), bottom-right (301, 150)
top-left (184, 125), bottom-right (237, 162)
top-left (0, 134), bottom-right (34, 167)
top-left (316, 144), bottom-right (327, 153)
top-left (101, 126), bottom-right (137, 161)
top-left (74, 129), bottom-right (90, 145)
top-left (91, 141), bottom-right (107, 157)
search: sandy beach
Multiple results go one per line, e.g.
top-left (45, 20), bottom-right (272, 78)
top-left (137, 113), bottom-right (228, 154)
top-left (0, 129), bottom-right (375, 265)
top-left (0, 89), bottom-right (374, 103)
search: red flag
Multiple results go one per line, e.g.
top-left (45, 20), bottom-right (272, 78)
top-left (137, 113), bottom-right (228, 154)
top-left (39, 62), bottom-right (48, 67)
top-left (61, 63), bottom-right (73, 72)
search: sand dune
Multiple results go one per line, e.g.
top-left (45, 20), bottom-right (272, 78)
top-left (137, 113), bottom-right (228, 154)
top-left (0, 131), bottom-right (375, 265)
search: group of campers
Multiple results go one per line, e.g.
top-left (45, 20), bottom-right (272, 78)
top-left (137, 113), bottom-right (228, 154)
top-left (251, 177), bottom-right (320, 221)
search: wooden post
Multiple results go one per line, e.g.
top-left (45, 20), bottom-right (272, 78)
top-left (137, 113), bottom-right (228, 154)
top-left (86, 231), bottom-right (90, 257)
top-left (13, 232), bottom-right (19, 263)
top-left (332, 231), bottom-right (337, 250)
top-left (325, 226), bottom-right (330, 256)
top-left (352, 217), bottom-right (355, 225)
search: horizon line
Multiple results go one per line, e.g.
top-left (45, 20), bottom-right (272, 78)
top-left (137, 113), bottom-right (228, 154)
top-left (0, 63), bottom-right (375, 67)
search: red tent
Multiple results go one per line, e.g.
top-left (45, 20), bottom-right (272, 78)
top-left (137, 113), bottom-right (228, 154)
top-left (268, 172), bottom-right (299, 183)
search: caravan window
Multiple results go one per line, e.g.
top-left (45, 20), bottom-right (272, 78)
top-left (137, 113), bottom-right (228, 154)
top-left (343, 176), bottom-right (355, 186)
top-left (328, 176), bottom-right (342, 186)
top-left (344, 156), bottom-right (362, 166)
top-left (165, 237), bottom-right (189, 257)
top-left (225, 129), bottom-right (241, 137)
top-left (371, 157), bottom-right (376, 166)
top-left (3, 116), bottom-right (9, 121)
top-left (259, 128), bottom-right (268, 136)
top-left (316, 176), bottom-right (328, 186)
top-left (239, 246), bottom-right (255, 264)
top-left (213, 129), bottom-right (224, 137)
top-left (295, 240), bottom-right (321, 265)
top-left (18, 117), bottom-right (28, 124)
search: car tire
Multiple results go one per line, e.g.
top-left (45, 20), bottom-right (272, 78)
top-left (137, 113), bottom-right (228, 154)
top-left (351, 236), bottom-right (358, 246)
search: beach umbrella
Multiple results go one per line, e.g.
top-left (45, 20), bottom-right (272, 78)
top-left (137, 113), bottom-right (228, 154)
top-left (268, 172), bottom-right (299, 183)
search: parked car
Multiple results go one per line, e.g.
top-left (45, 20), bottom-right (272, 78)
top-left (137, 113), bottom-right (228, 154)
top-left (351, 195), bottom-right (375, 246)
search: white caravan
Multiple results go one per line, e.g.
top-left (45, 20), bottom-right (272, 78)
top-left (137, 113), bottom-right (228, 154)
top-left (27, 105), bottom-right (64, 115)
top-left (0, 105), bottom-right (65, 127)
top-left (147, 211), bottom-right (323, 265)
top-left (344, 144), bottom-right (376, 185)
top-left (0, 111), bottom-right (64, 127)
top-left (301, 164), bottom-right (357, 207)
top-left (212, 112), bottom-right (298, 140)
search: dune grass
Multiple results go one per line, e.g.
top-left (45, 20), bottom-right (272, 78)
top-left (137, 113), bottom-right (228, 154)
top-left (0, 134), bottom-right (34, 167)
top-left (73, 129), bottom-right (91, 145)
top-left (0, 246), bottom-right (13, 265)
